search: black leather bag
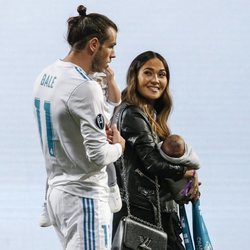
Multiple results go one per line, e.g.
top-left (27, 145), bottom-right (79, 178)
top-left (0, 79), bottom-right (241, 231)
top-left (112, 216), bottom-right (168, 250)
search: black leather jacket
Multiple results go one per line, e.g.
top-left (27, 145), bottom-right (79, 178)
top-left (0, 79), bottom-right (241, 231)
top-left (112, 103), bottom-right (187, 211)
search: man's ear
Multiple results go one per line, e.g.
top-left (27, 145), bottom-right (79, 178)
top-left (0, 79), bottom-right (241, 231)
top-left (88, 37), bottom-right (100, 55)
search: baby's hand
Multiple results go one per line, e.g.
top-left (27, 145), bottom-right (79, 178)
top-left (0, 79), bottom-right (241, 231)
top-left (104, 67), bottom-right (115, 82)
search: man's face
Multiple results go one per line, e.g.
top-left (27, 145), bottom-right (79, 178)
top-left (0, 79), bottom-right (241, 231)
top-left (91, 27), bottom-right (117, 72)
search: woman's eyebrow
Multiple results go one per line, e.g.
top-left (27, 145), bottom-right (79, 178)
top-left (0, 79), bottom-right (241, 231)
top-left (143, 67), bottom-right (166, 71)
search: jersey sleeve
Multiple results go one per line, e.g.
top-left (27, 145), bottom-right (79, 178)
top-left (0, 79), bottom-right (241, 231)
top-left (67, 80), bottom-right (122, 168)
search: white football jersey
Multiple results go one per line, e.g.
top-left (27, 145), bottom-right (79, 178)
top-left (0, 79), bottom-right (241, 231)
top-left (33, 60), bottom-right (122, 200)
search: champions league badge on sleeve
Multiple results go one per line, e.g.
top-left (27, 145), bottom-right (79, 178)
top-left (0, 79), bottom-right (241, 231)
top-left (95, 114), bottom-right (105, 129)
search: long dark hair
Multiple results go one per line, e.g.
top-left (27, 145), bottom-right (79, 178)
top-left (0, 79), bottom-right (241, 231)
top-left (67, 5), bottom-right (118, 51)
top-left (122, 51), bottom-right (172, 138)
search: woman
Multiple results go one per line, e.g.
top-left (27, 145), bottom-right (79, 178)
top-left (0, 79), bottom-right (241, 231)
top-left (112, 51), bottom-right (200, 249)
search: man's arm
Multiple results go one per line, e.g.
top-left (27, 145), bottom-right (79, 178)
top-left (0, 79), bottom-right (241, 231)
top-left (68, 81), bottom-right (123, 167)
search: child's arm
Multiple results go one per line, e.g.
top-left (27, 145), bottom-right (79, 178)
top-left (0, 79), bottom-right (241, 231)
top-left (105, 67), bottom-right (121, 105)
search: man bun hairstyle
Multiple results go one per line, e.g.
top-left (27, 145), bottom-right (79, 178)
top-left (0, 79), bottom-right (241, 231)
top-left (77, 5), bottom-right (87, 17)
top-left (67, 4), bottom-right (118, 51)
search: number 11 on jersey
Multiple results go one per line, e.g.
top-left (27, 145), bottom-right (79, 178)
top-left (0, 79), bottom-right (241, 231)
top-left (34, 98), bottom-right (55, 157)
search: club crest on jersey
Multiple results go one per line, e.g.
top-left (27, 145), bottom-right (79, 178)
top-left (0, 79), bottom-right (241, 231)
top-left (95, 114), bottom-right (105, 129)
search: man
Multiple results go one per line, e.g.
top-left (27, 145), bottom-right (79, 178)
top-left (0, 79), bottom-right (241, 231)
top-left (33, 5), bottom-right (125, 250)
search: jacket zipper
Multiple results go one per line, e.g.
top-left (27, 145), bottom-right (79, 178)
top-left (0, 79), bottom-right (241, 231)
top-left (135, 168), bottom-right (160, 187)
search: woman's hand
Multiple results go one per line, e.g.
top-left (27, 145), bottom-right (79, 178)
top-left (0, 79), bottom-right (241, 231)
top-left (184, 170), bottom-right (201, 201)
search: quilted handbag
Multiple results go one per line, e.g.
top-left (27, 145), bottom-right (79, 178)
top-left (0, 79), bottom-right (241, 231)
top-left (112, 215), bottom-right (168, 250)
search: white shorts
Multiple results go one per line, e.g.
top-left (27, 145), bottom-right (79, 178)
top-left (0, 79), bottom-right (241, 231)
top-left (47, 187), bottom-right (112, 250)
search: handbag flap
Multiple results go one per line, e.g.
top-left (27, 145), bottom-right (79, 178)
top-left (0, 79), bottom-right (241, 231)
top-left (123, 217), bottom-right (167, 250)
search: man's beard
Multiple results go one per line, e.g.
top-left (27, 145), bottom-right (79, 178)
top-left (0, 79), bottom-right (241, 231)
top-left (91, 51), bottom-right (105, 72)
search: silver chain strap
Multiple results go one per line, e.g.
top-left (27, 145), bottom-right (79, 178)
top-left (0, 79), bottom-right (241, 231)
top-left (120, 155), bottom-right (164, 231)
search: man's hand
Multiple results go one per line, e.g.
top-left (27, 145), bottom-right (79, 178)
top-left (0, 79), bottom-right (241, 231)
top-left (105, 124), bottom-right (113, 143)
top-left (106, 124), bottom-right (125, 152)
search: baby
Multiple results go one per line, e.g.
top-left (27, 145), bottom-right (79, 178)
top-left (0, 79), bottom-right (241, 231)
top-left (159, 134), bottom-right (200, 203)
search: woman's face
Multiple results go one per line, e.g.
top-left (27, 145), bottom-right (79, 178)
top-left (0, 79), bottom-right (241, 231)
top-left (137, 58), bottom-right (168, 103)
